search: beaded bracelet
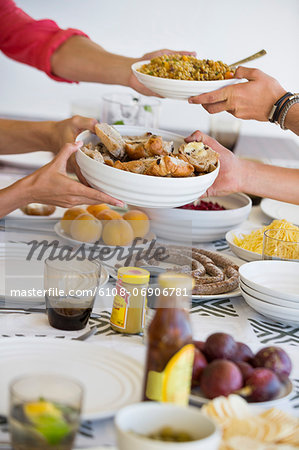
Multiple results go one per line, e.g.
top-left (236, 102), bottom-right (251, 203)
top-left (268, 92), bottom-right (292, 123)
top-left (278, 94), bottom-right (299, 130)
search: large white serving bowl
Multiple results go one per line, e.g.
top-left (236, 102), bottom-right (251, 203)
top-left (240, 286), bottom-right (299, 325)
top-left (76, 127), bottom-right (219, 208)
top-left (240, 280), bottom-right (299, 309)
top-left (139, 193), bottom-right (251, 243)
top-left (132, 61), bottom-right (245, 100)
top-left (115, 402), bottom-right (221, 450)
top-left (239, 260), bottom-right (299, 302)
top-left (226, 227), bottom-right (262, 261)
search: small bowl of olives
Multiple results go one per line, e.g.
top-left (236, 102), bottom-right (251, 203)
top-left (115, 402), bottom-right (221, 450)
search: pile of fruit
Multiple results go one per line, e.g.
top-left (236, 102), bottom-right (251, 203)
top-left (60, 204), bottom-right (150, 245)
top-left (192, 332), bottom-right (292, 402)
top-left (179, 200), bottom-right (226, 211)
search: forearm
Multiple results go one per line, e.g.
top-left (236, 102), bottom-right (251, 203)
top-left (239, 160), bottom-right (299, 204)
top-left (0, 178), bottom-right (31, 217)
top-left (51, 36), bottom-right (136, 85)
top-left (0, 120), bottom-right (56, 154)
top-left (283, 103), bottom-right (299, 136)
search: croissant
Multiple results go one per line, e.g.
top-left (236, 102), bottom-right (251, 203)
top-left (178, 141), bottom-right (219, 173)
top-left (144, 156), bottom-right (194, 177)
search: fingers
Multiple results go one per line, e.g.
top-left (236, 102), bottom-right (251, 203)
top-left (142, 49), bottom-right (196, 59)
top-left (74, 166), bottom-right (90, 186)
top-left (52, 141), bottom-right (82, 171)
top-left (71, 115), bottom-right (98, 133)
top-left (234, 66), bottom-right (261, 80)
top-left (73, 182), bottom-right (124, 207)
top-left (185, 130), bottom-right (203, 143)
top-left (129, 73), bottom-right (162, 97)
top-left (188, 86), bottom-right (230, 105)
top-left (170, 50), bottom-right (197, 56)
top-left (202, 101), bottom-right (229, 114)
top-left (185, 130), bottom-right (216, 148)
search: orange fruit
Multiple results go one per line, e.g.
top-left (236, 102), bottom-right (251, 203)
top-left (123, 210), bottom-right (150, 238)
top-left (60, 207), bottom-right (86, 234)
top-left (96, 209), bottom-right (123, 221)
top-left (70, 213), bottom-right (102, 243)
top-left (86, 204), bottom-right (110, 217)
top-left (102, 219), bottom-right (134, 246)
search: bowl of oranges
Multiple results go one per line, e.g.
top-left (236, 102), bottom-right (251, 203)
top-left (55, 204), bottom-right (151, 248)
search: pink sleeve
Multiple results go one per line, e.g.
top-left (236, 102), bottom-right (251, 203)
top-left (0, 0), bottom-right (89, 83)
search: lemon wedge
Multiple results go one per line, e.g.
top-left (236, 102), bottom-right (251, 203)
top-left (24, 401), bottom-right (70, 445)
top-left (24, 401), bottom-right (62, 420)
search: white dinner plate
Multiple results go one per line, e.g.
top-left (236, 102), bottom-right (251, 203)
top-left (240, 287), bottom-right (299, 325)
top-left (0, 339), bottom-right (143, 420)
top-left (261, 198), bottom-right (299, 225)
top-left (226, 227), bottom-right (262, 262)
top-left (190, 378), bottom-right (293, 409)
top-left (132, 61), bottom-right (245, 100)
top-left (239, 260), bottom-right (299, 302)
top-left (240, 280), bottom-right (299, 308)
top-left (0, 151), bottom-right (53, 169)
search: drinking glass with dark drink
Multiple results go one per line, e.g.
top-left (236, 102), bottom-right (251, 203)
top-left (44, 259), bottom-right (100, 331)
top-left (9, 374), bottom-right (83, 450)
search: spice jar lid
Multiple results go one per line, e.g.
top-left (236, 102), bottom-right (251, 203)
top-left (117, 266), bottom-right (150, 285)
top-left (158, 272), bottom-right (194, 290)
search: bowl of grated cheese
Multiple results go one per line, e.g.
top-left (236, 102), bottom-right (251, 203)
top-left (226, 219), bottom-right (299, 262)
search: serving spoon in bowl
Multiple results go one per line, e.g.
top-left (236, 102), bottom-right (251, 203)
top-left (229, 49), bottom-right (267, 69)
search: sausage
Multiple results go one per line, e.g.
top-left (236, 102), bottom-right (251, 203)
top-left (125, 245), bottom-right (239, 296)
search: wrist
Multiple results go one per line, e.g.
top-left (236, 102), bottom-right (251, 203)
top-left (120, 57), bottom-right (138, 87)
top-left (17, 174), bottom-right (36, 206)
top-left (36, 121), bottom-right (57, 152)
top-left (237, 158), bottom-right (252, 193)
top-left (267, 88), bottom-right (288, 122)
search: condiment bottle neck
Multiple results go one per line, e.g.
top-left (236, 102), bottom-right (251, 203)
top-left (156, 293), bottom-right (191, 309)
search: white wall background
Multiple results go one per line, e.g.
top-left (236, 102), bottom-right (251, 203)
top-left (1, 0), bottom-right (298, 141)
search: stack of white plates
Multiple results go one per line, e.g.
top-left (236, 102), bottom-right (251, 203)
top-left (239, 261), bottom-right (299, 324)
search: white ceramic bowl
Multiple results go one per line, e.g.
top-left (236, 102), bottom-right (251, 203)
top-left (240, 280), bottom-right (299, 308)
top-left (76, 127), bottom-right (219, 208)
top-left (132, 61), bottom-right (245, 100)
top-left (139, 193), bottom-right (251, 243)
top-left (115, 402), bottom-right (221, 450)
top-left (226, 227), bottom-right (262, 261)
top-left (240, 286), bottom-right (299, 325)
top-left (239, 260), bottom-right (299, 302)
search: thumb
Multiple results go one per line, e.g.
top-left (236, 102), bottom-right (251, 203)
top-left (235, 66), bottom-right (260, 80)
top-left (72, 115), bottom-right (98, 134)
top-left (185, 130), bottom-right (217, 148)
top-left (52, 141), bottom-right (82, 171)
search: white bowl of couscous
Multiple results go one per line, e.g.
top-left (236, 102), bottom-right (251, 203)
top-left (132, 57), bottom-right (245, 100)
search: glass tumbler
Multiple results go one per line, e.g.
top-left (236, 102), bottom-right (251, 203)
top-left (209, 112), bottom-right (242, 151)
top-left (262, 229), bottom-right (299, 261)
top-left (101, 93), bottom-right (161, 127)
top-left (44, 259), bottom-right (100, 330)
top-left (9, 374), bottom-right (83, 450)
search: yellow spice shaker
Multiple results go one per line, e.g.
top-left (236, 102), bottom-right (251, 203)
top-left (110, 267), bottom-right (150, 334)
